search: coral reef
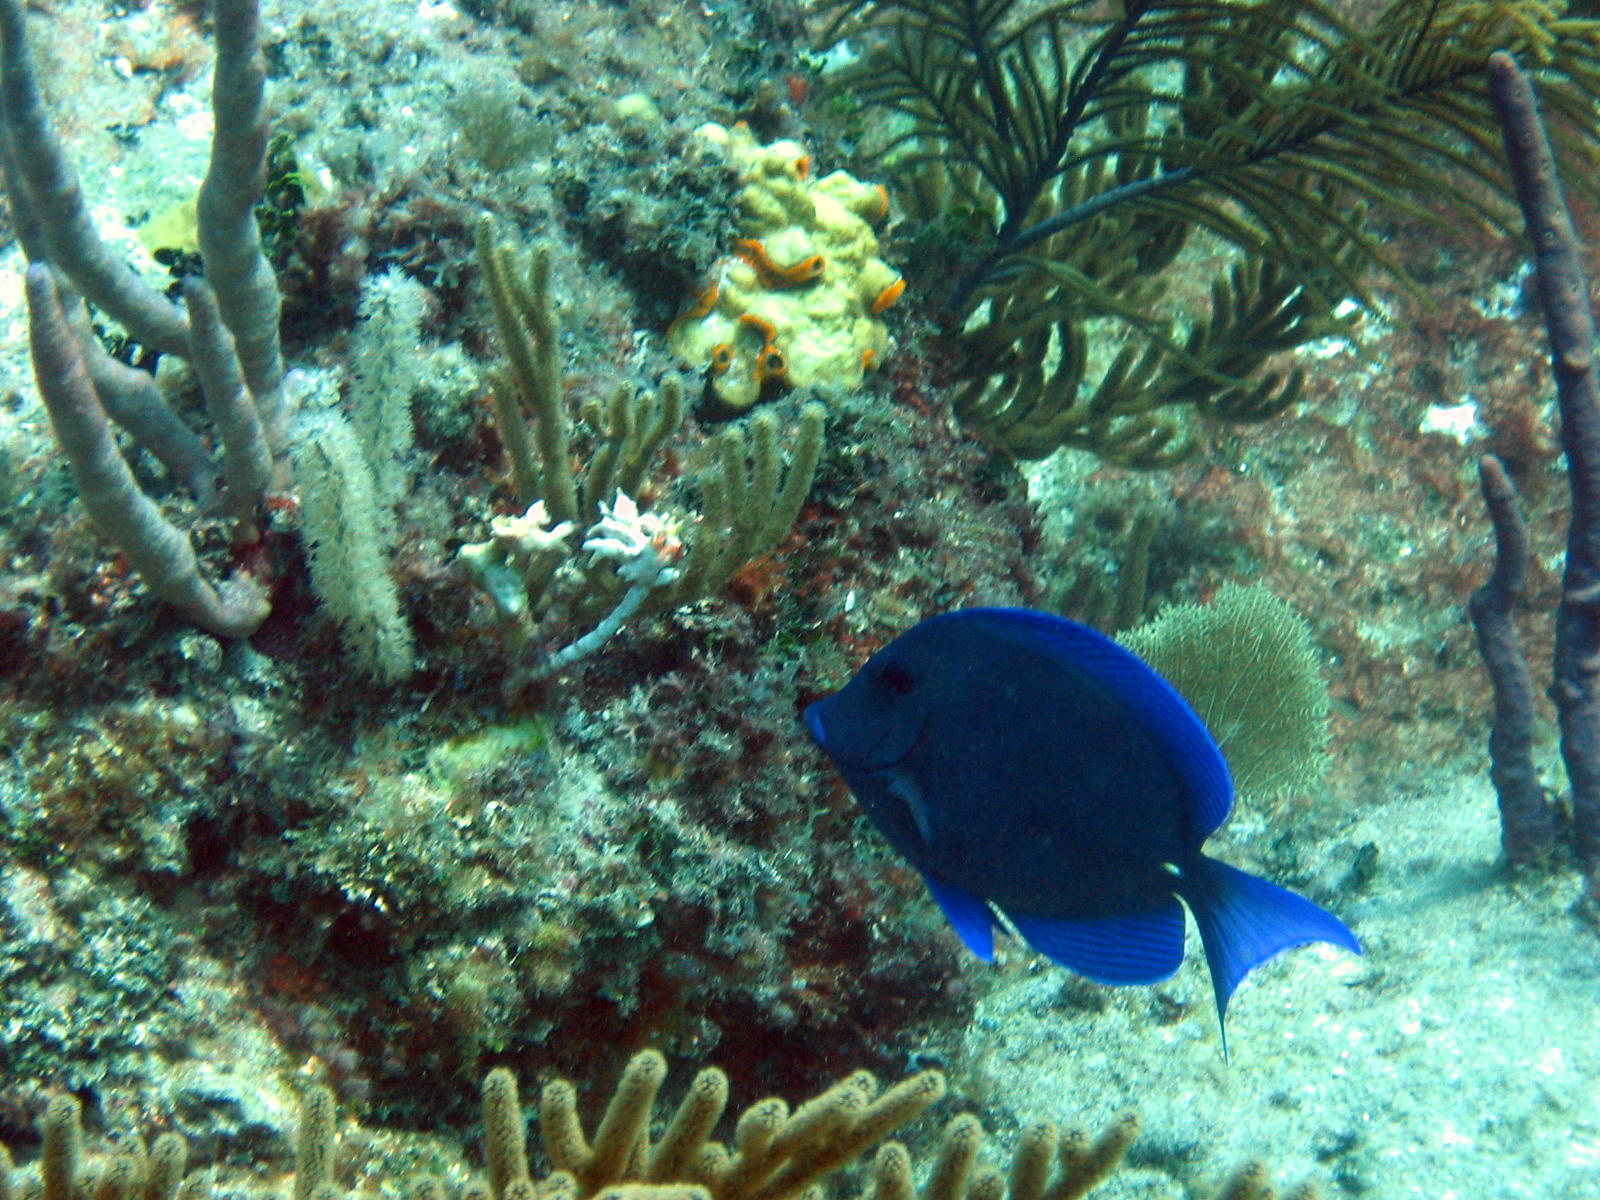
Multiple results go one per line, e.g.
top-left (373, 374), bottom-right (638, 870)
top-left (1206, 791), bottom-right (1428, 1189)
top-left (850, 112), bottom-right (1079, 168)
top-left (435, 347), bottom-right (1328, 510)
top-left (5, 0), bottom-right (1599, 1195)
top-left (0, 228), bottom-right (1030, 1133)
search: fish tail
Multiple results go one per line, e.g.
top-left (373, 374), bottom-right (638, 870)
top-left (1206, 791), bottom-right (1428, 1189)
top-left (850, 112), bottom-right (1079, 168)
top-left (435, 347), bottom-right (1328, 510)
top-left (1178, 855), bottom-right (1361, 1045)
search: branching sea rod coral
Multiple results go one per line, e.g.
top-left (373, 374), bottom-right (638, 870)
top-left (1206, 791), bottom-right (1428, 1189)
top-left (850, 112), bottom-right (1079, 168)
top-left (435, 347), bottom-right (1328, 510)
top-left (1471, 52), bottom-right (1600, 903)
top-left (0, 0), bottom-right (285, 636)
top-left (0, 1053), bottom-right (1320, 1200)
top-left (463, 219), bottom-right (825, 676)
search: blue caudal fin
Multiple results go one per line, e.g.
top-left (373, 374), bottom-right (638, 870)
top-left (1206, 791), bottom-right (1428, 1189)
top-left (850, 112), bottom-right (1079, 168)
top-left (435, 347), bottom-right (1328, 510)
top-left (1179, 855), bottom-right (1361, 1043)
top-left (922, 873), bottom-right (996, 961)
top-left (1005, 900), bottom-right (1187, 985)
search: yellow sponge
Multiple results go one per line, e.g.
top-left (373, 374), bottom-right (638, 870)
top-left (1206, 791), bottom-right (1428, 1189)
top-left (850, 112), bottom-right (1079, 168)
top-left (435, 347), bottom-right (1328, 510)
top-left (668, 123), bottom-right (902, 411)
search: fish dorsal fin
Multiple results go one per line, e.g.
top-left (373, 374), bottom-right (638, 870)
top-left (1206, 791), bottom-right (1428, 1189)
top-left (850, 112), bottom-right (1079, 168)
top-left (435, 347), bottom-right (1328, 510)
top-left (956, 608), bottom-right (1234, 838)
top-left (922, 872), bottom-right (995, 961)
top-left (1003, 901), bottom-right (1186, 985)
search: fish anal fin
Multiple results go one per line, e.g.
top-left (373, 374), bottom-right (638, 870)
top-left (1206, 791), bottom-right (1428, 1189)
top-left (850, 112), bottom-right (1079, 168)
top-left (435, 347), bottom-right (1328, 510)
top-left (922, 872), bottom-right (995, 961)
top-left (1004, 901), bottom-right (1186, 985)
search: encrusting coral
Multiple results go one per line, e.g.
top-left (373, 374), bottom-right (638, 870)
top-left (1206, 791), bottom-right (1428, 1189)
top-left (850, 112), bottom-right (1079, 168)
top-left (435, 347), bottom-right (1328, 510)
top-left (666, 123), bottom-right (903, 413)
top-left (1, 1052), bottom-right (1318, 1200)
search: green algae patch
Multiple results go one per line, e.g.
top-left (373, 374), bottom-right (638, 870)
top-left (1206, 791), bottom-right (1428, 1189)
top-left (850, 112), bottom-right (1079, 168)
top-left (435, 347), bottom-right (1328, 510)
top-left (426, 719), bottom-right (551, 793)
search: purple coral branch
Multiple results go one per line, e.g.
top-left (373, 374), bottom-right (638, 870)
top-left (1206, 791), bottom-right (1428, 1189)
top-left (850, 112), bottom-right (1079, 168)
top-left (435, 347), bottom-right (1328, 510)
top-left (1469, 454), bottom-right (1559, 863)
top-left (1, 0), bottom-right (285, 634)
top-left (198, 0), bottom-right (287, 468)
top-left (1486, 51), bottom-right (1600, 893)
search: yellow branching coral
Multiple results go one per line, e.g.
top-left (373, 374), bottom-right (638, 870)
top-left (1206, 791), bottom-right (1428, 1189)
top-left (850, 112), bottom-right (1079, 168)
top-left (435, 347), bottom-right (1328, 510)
top-left (1, 1055), bottom-right (1319, 1200)
top-left (520, 1051), bottom-right (946, 1200)
top-left (668, 124), bottom-right (902, 412)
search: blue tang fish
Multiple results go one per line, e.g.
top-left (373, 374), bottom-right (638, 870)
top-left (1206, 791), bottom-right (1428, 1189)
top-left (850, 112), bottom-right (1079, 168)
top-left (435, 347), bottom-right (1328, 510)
top-left (804, 608), bottom-right (1360, 1040)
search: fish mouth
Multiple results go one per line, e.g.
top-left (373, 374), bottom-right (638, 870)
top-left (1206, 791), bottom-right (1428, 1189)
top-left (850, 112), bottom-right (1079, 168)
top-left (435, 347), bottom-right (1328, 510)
top-left (809, 706), bottom-right (927, 774)
top-left (804, 703), bottom-right (827, 747)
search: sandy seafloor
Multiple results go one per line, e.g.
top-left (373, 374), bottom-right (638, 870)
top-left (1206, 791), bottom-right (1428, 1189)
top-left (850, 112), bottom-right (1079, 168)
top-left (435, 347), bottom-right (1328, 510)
top-left (1, 1), bottom-right (1599, 1198)
top-left (958, 760), bottom-right (1600, 1199)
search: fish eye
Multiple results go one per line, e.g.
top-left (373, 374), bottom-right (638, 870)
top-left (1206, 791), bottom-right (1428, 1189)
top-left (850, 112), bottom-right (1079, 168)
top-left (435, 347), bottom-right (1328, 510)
top-left (878, 662), bottom-right (916, 696)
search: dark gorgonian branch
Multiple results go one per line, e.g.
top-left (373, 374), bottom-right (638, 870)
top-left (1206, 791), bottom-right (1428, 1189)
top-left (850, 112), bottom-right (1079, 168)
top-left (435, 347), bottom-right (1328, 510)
top-left (822, 0), bottom-right (1600, 315)
top-left (817, 0), bottom-right (1600, 463)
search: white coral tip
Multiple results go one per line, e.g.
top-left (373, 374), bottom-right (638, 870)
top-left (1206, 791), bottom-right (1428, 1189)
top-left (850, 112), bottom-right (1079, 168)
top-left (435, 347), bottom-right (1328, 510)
top-left (492, 501), bottom-right (575, 554)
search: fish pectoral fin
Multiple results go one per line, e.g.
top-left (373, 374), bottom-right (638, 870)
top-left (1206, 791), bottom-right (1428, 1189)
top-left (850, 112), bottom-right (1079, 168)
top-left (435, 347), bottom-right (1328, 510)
top-left (1002, 901), bottom-right (1186, 986)
top-left (886, 768), bottom-right (935, 844)
top-left (922, 872), bottom-right (996, 962)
